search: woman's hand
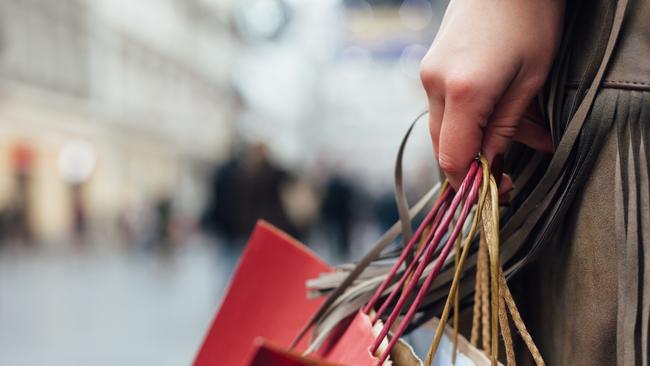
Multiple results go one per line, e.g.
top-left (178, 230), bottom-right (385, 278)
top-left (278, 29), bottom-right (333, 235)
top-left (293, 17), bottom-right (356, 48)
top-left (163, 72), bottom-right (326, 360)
top-left (420, 0), bottom-right (564, 190)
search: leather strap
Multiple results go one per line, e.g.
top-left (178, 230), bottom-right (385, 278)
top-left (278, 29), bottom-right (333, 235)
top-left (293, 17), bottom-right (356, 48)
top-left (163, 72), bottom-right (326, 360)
top-left (395, 111), bottom-right (429, 263)
top-left (290, 111), bottom-right (436, 349)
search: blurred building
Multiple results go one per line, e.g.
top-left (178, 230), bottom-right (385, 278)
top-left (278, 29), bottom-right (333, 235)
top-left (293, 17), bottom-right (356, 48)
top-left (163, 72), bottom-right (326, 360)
top-left (0, 1), bottom-right (452, 364)
top-left (0, 0), bottom-right (236, 244)
top-left (0, 0), bottom-right (447, 247)
top-left (232, 0), bottom-right (445, 192)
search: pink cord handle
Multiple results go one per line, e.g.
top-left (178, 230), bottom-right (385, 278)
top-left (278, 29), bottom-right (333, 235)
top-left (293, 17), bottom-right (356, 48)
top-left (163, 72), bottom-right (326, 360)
top-left (369, 162), bottom-right (480, 355)
top-left (370, 197), bottom-right (449, 325)
top-left (362, 187), bottom-right (452, 315)
top-left (373, 165), bottom-right (483, 365)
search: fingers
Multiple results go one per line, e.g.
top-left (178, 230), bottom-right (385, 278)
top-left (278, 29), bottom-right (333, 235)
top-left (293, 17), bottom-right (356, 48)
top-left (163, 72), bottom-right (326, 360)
top-left (480, 81), bottom-right (541, 164)
top-left (514, 100), bottom-right (553, 153)
top-left (426, 94), bottom-right (444, 158)
top-left (421, 57), bottom-right (547, 191)
top-left (513, 117), bottom-right (553, 153)
top-left (436, 80), bottom-right (489, 189)
top-left (499, 174), bottom-right (513, 205)
top-left (421, 64), bottom-right (445, 158)
top-left (428, 92), bottom-right (551, 190)
top-left (482, 97), bottom-right (552, 166)
top-left (421, 49), bottom-right (517, 190)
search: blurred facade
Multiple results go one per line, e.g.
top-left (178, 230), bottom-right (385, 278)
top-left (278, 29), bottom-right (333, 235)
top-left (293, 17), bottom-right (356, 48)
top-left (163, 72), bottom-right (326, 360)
top-left (0, 0), bottom-right (235, 246)
top-left (0, 0), bottom-right (444, 247)
top-left (0, 0), bottom-right (447, 364)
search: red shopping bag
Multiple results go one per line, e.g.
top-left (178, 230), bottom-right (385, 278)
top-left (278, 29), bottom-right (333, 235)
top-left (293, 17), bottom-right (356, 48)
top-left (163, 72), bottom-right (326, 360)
top-left (314, 311), bottom-right (377, 365)
top-left (247, 309), bottom-right (406, 366)
top-left (246, 318), bottom-right (386, 366)
top-left (193, 221), bottom-right (417, 366)
top-left (248, 339), bottom-right (347, 366)
top-left (193, 220), bottom-right (336, 366)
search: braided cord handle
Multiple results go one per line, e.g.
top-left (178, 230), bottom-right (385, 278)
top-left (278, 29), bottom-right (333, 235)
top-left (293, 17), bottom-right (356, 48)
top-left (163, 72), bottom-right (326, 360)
top-left (426, 156), bottom-right (545, 366)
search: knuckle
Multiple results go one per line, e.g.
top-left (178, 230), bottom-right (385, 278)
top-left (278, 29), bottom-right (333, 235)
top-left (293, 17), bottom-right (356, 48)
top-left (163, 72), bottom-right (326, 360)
top-left (445, 75), bottom-right (478, 101)
top-left (419, 61), bottom-right (443, 91)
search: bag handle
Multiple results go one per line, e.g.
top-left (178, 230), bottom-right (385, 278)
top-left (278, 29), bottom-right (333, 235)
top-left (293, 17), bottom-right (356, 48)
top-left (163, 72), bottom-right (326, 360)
top-left (373, 162), bottom-right (484, 366)
top-left (426, 157), bottom-right (544, 366)
top-left (363, 186), bottom-right (451, 318)
top-left (290, 111), bottom-right (437, 349)
top-left (394, 112), bottom-right (421, 259)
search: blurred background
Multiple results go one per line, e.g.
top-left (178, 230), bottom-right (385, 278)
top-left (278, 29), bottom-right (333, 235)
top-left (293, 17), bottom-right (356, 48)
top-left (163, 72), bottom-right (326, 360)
top-left (0, 0), bottom-right (447, 364)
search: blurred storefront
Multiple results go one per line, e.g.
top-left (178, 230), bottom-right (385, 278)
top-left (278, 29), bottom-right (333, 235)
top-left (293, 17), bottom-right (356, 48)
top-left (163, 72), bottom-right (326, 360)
top-left (0, 0), bottom-right (235, 246)
top-left (0, 0), bottom-right (446, 248)
top-left (0, 0), bottom-right (449, 364)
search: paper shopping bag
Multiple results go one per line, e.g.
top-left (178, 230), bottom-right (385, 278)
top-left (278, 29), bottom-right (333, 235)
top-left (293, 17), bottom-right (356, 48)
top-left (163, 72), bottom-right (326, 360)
top-left (425, 318), bottom-right (495, 366)
top-left (248, 339), bottom-right (346, 366)
top-left (314, 311), bottom-right (377, 364)
top-left (194, 221), bottom-right (421, 366)
top-left (193, 220), bottom-right (332, 366)
top-left (249, 310), bottom-right (423, 366)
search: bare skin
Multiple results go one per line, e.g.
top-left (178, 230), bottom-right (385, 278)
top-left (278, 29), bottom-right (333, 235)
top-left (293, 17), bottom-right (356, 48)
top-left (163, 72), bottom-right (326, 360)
top-left (420, 0), bottom-right (564, 190)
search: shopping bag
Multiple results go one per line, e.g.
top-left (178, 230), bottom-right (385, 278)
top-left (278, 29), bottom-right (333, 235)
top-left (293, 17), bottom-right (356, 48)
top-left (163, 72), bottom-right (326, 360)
top-left (248, 331), bottom-right (422, 366)
top-left (193, 220), bottom-right (332, 366)
top-left (194, 220), bottom-right (422, 366)
top-left (314, 310), bottom-right (423, 366)
top-left (298, 157), bottom-right (543, 366)
top-left (249, 310), bottom-right (421, 366)
top-left (425, 318), bottom-right (494, 366)
top-left (247, 339), bottom-right (346, 366)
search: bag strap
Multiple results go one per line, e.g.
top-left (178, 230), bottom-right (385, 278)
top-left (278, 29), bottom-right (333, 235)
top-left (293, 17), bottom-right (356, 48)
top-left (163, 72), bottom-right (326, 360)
top-left (427, 158), bottom-right (544, 366)
top-left (425, 156), bottom-right (490, 365)
top-left (290, 111), bottom-right (436, 349)
top-left (395, 112), bottom-right (427, 262)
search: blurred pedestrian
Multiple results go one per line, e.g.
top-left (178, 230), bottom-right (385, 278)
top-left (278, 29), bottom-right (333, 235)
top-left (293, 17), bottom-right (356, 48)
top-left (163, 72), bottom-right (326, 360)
top-left (319, 175), bottom-right (355, 258)
top-left (202, 143), bottom-right (296, 245)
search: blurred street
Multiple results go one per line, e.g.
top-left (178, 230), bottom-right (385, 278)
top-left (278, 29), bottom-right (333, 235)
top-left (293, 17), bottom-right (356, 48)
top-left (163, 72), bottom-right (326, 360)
top-left (0, 240), bottom-right (228, 365)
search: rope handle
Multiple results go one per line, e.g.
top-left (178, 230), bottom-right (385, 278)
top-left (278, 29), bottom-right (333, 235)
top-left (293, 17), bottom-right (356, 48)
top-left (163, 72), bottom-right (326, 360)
top-left (371, 163), bottom-right (483, 366)
top-left (426, 156), bottom-right (545, 366)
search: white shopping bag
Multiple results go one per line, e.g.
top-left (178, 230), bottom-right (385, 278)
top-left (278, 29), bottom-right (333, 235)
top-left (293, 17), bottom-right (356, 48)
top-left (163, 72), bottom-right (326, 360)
top-left (406, 318), bottom-right (499, 366)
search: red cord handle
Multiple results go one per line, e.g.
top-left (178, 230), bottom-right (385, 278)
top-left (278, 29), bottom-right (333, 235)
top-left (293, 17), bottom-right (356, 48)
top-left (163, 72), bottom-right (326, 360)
top-left (368, 162), bottom-right (482, 360)
top-left (362, 187), bottom-right (452, 315)
top-left (370, 197), bottom-right (449, 325)
top-left (373, 164), bottom-right (483, 365)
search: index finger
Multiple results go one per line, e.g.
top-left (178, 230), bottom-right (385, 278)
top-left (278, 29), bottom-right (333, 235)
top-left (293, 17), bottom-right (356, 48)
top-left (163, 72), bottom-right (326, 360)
top-left (437, 83), bottom-right (489, 189)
